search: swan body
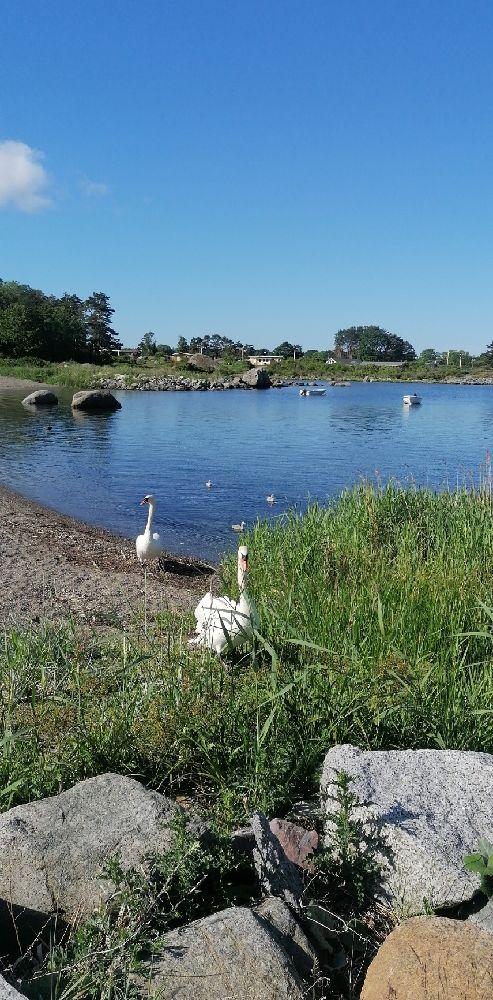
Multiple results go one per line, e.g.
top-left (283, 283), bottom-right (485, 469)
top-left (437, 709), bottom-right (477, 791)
top-left (189, 545), bottom-right (258, 656)
top-left (136, 494), bottom-right (162, 562)
top-left (266, 494), bottom-right (275, 504)
top-left (205, 480), bottom-right (213, 489)
top-left (232, 520), bottom-right (246, 532)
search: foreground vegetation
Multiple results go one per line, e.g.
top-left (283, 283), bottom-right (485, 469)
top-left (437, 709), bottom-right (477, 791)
top-left (1, 484), bottom-right (493, 829)
top-left (2, 483), bottom-right (493, 998)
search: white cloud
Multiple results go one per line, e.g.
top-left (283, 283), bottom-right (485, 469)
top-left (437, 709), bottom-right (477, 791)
top-left (80, 177), bottom-right (109, 197)
top-left (0, 140), bottom-right (51, 211)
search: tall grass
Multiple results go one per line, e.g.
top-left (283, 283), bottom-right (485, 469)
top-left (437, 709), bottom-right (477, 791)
top-left (1, 485), bottom-right (493, 827)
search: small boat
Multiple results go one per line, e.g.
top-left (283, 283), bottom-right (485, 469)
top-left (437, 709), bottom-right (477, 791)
top-left (299, 387), bottom-right (326, 397)
top-left (403, 393), bottom-right (422, 406)
top-left (332, 381), bottom-right (351, 387)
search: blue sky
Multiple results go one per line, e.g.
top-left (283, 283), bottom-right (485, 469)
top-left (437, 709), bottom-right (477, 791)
top-left (1, 0), bottom-right (492, 353)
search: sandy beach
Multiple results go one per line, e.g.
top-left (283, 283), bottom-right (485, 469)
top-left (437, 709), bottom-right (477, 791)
top-left (0, 484), bottom-right (212, 629)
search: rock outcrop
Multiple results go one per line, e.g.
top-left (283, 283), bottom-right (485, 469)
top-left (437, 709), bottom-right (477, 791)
top-left (0, 773), bottom-right (183, 922)
top-left (187, 353), bottom-right (217, 372)
top-left (135, 905), bottom-right (307, 999)
top-left (22, 390), bottom-right (58, 406)
top-left (361, 916), bottom-right (493, 1000)
top-left (241, 367), bottom-right (272, 388)
top-left (321, 744), bottom-right (493, 911)
top-left (71, 389), bottom-right (122, 410)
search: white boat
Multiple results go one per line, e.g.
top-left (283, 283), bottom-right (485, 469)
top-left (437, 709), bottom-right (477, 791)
top-left (299, 387), bottom-right (326, 397)
top-left (403, 393), bottom-right (422, 406)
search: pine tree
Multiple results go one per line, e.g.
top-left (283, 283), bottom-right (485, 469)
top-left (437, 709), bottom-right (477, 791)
top-left (85, 292), bottom-right (121, 358)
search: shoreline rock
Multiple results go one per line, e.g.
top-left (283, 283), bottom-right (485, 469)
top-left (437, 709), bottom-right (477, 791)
top-left (21, 389), bottom-right (58, 406)
top-left (321, 745), bottom-right (493, 913)
top-left (72, 389), bottom-right (122, 410)
top-left (97, 373), bottom-right (294, 392)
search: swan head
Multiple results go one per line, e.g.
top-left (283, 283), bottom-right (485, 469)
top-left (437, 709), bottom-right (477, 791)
top-left (238, 545), bottom-right (249, 578)
top-left (140, 494), bottom-right (156, 506)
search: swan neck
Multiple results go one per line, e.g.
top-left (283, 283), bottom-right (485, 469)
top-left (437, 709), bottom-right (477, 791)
top-left (238, 565), bottom-right (247, 591)
top-left (146, 501), bottom-right (155, 533)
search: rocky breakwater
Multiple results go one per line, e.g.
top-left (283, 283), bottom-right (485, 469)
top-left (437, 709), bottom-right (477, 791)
top-left (98, 368), bottom-right (293, 392)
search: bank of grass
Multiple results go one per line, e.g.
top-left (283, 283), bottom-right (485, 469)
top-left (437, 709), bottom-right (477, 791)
top-left (0, 355), bottom-right (250, 390)
top-left (1, 484), bottom-right (493, 829)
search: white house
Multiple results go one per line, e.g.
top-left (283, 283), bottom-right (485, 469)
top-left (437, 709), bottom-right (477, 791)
top-left (248, 355), bottom-right (283, 367)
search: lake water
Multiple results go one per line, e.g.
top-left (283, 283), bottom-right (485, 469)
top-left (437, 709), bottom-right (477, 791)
top-left (1, 381), bottom-right (493, 561)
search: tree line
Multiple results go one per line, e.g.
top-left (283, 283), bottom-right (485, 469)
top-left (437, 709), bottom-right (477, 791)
top-left (0, 280), bottom-right (486, 366)
top-left (0, 280), bottom-right (121, 360)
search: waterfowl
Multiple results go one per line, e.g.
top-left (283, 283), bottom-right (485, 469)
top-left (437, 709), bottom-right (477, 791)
top-left (266, 494), bottom-right (275, 504)
top-left (232, 520), bottom-right (246, 532)
top-left (189, 545), bottom-right (258, 656)
top-left (136, 494), bottom-right (162, 562)
top-left (206, 480), bottom-right (213, 489)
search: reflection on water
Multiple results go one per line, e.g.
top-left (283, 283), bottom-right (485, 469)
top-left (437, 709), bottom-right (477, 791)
top-left (1, 381), bottom-right (493, 561)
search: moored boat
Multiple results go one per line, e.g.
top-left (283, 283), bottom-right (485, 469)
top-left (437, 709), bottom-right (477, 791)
top-left (299, 387), bottom-right (326, 397)
top-left (403, 393), bottom-right (422, 406)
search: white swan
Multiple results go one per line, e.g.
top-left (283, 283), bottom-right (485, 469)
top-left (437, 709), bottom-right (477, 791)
top-left (136, 494), bottom-right (162, 562)
top-left (266, 494), bottom-right (275, 504)
top-left (232, 520), bottom-right (246, 532)
top-left (189, 544), bottom-right (258, 656)
top-left (206, 480), bottom-right (213, 489)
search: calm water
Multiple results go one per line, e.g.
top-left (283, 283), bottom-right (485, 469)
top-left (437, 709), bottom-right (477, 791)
top-left (1, 381), bottom-right (493, 561)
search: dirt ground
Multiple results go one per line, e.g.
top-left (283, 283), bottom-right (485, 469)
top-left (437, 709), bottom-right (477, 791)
top-left (0, 484), bottom-right (212, 629)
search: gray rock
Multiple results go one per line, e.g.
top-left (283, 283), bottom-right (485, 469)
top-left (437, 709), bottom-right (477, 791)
top-left (321, 745), bottom-right (493, 913)
top-left (0, 773), bottom-right (182, 921)
top-left (0, 976), bottom-right (27, 999)
top-left (254, 896), bottom-right (318, 980)
top-left (71, 390), bottom-right (122, 410)
top-left (135, 905), bottom-right (307, 999)
top-left (241, 368), bottom-right (272, 388)
top-left (251, 812), bottom-right (303, 910)
top-left (188, 353), bottom-right (217, 372)
top-left (470, 898), bottom-right (493, 934)
top-left (22, 389), bottom-right (58, 406)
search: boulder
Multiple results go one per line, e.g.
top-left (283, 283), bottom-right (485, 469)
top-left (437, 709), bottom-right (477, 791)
top-left (135, 905), bottom-right (307, 999)
top-left (321, 745), bottom-right (493, 912)
top-left (470, 898), bottom-right (493, 935)
top-left (22, 389), bottom-right (58, 406)
top-left (187, 353), bottom-right (217, 372)
top-left (71, 390), bottom-right (121, 411)
top-left (0, 773), bottom-right (183, 922)
top-left (269, 819), bottom-right (318, 869)
top-left (241, 368), bottom-right (272, 388)
top-left (251, 812), bottom-right (303, 910)
top-left (0, 977), bottom-right (27, 1000)
top-left (254, 896), bottom-right (318, 980)
top-left (360, 916), bottom-right (493, 1000)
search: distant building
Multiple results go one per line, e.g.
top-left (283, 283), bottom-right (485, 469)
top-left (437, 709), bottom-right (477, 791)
top-left (248, 355), bottom-right (283, 367)
top-left (325, 357), bottom-right (337, 365)
top-left (171, 352), bottom-right (193, 361)
top-left (111, 347), bottom-right (139, 357)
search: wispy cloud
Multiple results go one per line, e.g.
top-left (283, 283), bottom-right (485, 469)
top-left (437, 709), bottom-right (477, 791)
top-left (80, 176), bottom-right (109, 197)
top-left (0, 140), bottom-right (51, 211)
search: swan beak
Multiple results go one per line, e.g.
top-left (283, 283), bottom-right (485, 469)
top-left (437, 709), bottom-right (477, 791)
top-left (140, 498), bottom-right (149, 505)
top-left (241, 555), bottom-right (248, 571)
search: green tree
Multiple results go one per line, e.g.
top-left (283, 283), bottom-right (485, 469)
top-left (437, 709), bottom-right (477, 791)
top-left (273, 341), bottom-right (304, 358)
top-left (176, 336), bottom-right (189, 353)
top-left (85, 292), bottom-right (121, 358)
top-left (156, 344), bottom-right (172, 357)
top-left (334, 326), bottom-right (415, 362)
top-left (138, 331), bottom-right (157, 356)
top-left (418, 348), bottom-right (441, 365)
